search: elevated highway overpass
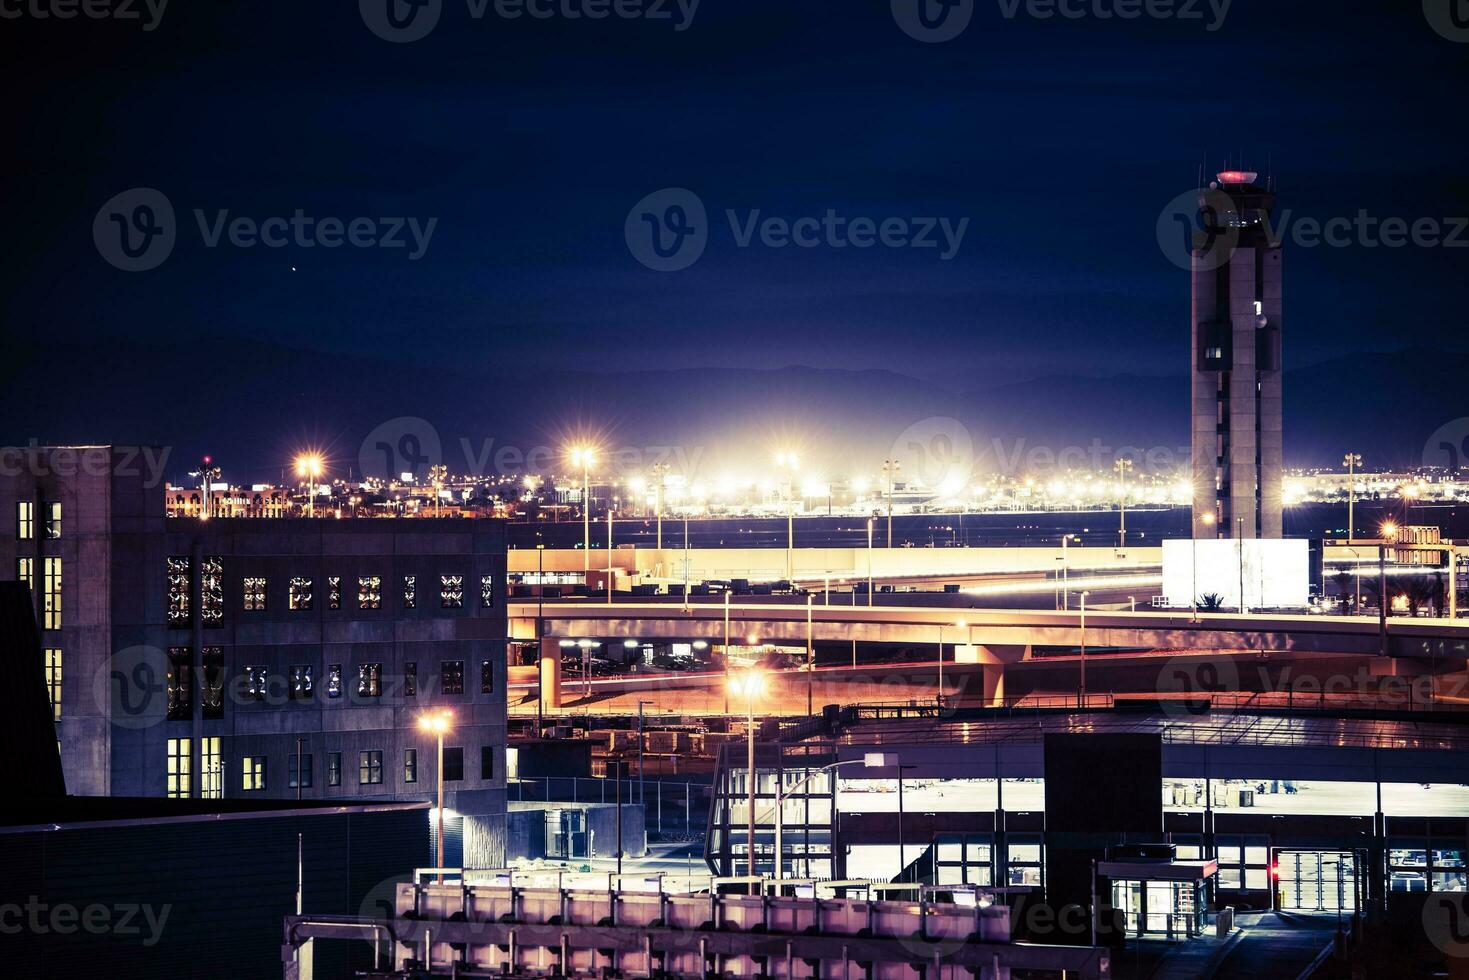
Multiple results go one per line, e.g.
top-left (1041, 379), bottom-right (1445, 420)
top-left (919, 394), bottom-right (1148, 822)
top-left (508, 600), bottom-right (1469, 713)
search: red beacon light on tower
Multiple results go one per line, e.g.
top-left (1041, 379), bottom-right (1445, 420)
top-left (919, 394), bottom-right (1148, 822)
top-left (1216, 170), bottom-right (1259, 186)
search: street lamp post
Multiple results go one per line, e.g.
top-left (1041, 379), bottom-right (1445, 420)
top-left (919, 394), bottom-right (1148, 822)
top-left (882, 460), bottom-right (899, 548)
top-left (1235, 516), bottom-right (1246, 613)
top-left (776, 453), bottom-right (799, 581)
top-left (723, 590), bottom-right (731, 714)
top-left (729, 669), bottom-right (765, 891)
top-left (418, 710), bottom-right (453, 884)
top-left (637, 699), bottom-right (652, 805)
top-left (806, 594), bottom-right (814, 717)
top-left (1192, 512), bottom-right (1216, 622)
top-left (768, 756), bottom-right (889, 882)
top-left (1343, 453), bottom-right (1361, 541)
top-left (570, 447), bottom-right (596, 573)
top-left (1079, 591), bottom-right (1090, 704)
top-left (295, 454), bottom-right (323, 518)
top-left (652, 462), bottom-right (668, 550)
top-left (1114, 458), bottom-right (1133, 548)
top-left (866, 518), bottom-right (874, 607)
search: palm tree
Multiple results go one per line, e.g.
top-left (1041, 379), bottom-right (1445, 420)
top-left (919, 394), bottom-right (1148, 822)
top-left (1199, 593), bottom-right (1225, 613)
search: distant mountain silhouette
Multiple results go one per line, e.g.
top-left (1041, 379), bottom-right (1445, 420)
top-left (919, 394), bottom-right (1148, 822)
top-left (0, 340), bottom-right (1461, 482)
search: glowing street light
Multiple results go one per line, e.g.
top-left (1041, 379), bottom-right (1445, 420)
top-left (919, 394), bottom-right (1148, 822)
top-left (775, 452), bottom-right (800, 580)
top-left (568, 446), bottom-right (597, 571)
top-left (295, 453), bottom-right (324, 518)
top-left (417, 709), bottom-right (454, 882)
top-left (1114, 458), bottom-right (1133, 548)
top-left (728, 667), bottom-right (765, 889)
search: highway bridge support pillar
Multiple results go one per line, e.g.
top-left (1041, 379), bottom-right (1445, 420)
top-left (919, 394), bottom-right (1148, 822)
top-left (539, 636), bottom-right (563, 710)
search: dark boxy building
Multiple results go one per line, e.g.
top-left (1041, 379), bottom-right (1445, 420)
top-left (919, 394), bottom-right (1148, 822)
top-left (0, 446), bottom-right (509, 865)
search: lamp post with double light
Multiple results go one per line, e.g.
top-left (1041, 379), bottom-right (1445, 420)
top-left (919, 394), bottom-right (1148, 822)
top-left (295, 454), bottom-right (323, 518)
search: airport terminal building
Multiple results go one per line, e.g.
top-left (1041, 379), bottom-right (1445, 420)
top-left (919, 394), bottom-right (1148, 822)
top-left (707, 703), bottom-right (1469, 938)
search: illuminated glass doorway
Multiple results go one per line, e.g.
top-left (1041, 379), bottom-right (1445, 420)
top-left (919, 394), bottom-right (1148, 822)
top-left (1274, 850), bottom-right (1359, 914)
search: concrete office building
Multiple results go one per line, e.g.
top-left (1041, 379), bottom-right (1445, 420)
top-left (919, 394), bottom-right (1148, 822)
top-left (0, 445), bottom-right (510, 865)
top-left (1191, 170), bottom-right (1284, 539)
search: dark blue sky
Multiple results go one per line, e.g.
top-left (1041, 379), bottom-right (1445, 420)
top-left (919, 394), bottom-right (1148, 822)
top-left (3, 1), bottom-right (1467, 395)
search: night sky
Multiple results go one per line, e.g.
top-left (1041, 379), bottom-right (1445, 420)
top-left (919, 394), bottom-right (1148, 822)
top-left (2, 2), bottom-right (1467, 475)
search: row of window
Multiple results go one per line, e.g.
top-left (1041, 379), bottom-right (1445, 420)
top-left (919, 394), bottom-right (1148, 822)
top-left (16, 501), bottom-right (61, 540)
top-left (165, 650), bottom-right (493, 719)
top-left (167, 558), bottom-right (494, 626)
top-left (16, 557), bottom-right (62, 630)
top-left (241, 745), bottom-right (497, 792)
top-left (241, 659), bottom-right (494, 701)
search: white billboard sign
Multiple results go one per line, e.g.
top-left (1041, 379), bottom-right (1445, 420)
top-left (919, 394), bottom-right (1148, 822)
top-left (1162, 538), bottom-right (1310, 610)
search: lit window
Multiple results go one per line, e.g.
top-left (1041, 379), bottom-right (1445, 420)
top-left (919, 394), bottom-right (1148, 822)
top-left (441, 660), bottom-right (464, 695)
top-left (289, 664), bottom-right (314, 700)
top-left (327, 576), bottom-right (342, 610)
top-left (42, 557), bottom-right (61, 630)
top-left (166, 556), bottom-right (191, 627)
top-left (480, 575), bottom-right (495, 607)
top-left (359, 750), bottom-right (383, 785)
top-left (17, 501), bottom-right (34, 540)
top-left (403, 575), bottom-right (416, 609)
top-left (289, 577), bottom-right (313, 610)
top-left (17, 558), bottom-right (33, 592)
top-left (404, 748), bottom-right (418, 784)
top-left (357, 663), bottom-right (382, 698)
top-left (244, 665), bottom-right (269, 701)
top-left (44, 648), bottom-right (62, 722)
top-left (166, 738), bottom-right (192, 798)
top-left (242, 755), bottom-right (267, 791)
top-left (201, 737), bottom-right (222, 798)
top-left (44, 501), bottom-right (60, 539)
top-left (327, 752), bottom-right (342, 787)
top-left (440, 574), bottom-right (463, 608)
top-left (167, 647), bottom-right (192, 721)
top-left (358, 575), bottom-right (381, 610)
top-left (289, 752), bottom-right (313, 790)
top-left (480, 659), bottom-right (494, 694)
top-left (326, 664), bottom-right (343, 698)
top-left (200, 556), bottom-right (224, 626)
top-left (202, 648), bottom-right (224, 720)
top-left (243, 576), bottom-right (267, 611)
